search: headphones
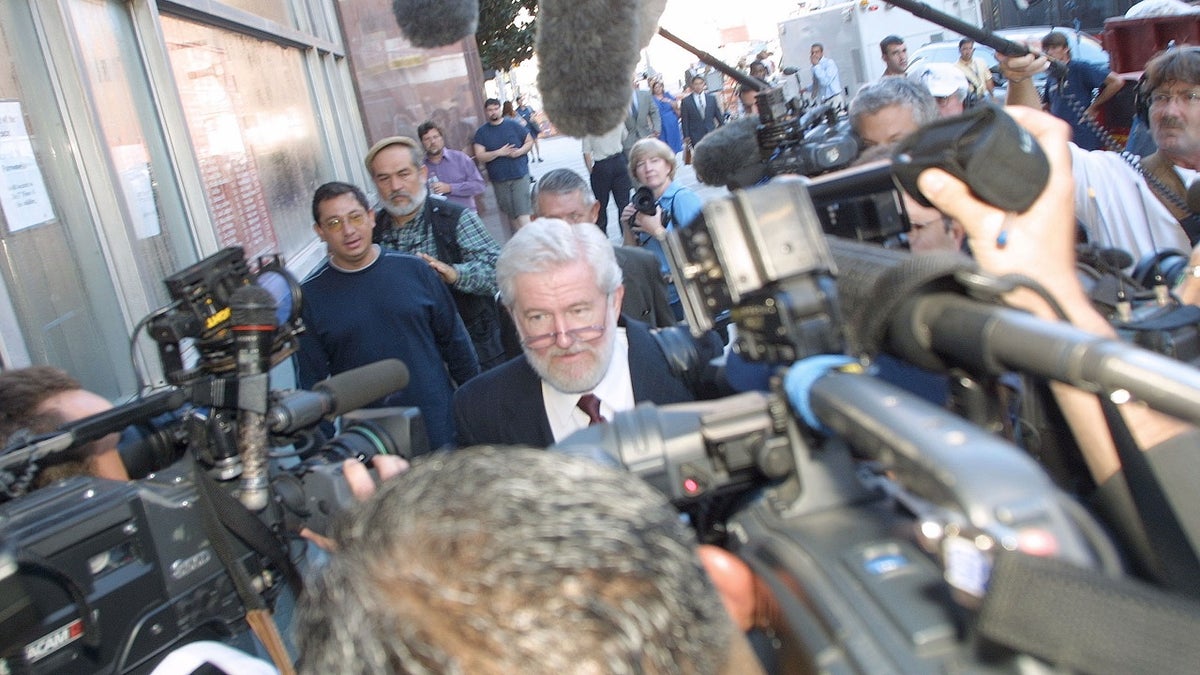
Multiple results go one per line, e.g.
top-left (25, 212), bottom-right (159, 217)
top-left (1135, 71), bottom-right (1151, 127)
top-left (1135, 44), bottom-right (1200, 126)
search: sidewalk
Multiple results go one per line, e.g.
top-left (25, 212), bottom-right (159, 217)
top-left (476, 134), bottom-right (729, 246)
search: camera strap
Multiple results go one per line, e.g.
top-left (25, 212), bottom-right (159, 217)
top-left (193, 461), bottom-right (299, 674)
top-left (978, 550), bottom-right (1200, 673)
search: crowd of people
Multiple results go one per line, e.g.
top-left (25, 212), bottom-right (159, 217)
top-left (7, 17), bottom-right (1200, 675)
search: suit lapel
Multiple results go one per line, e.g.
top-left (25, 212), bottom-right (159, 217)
top-left (510, 357), bottom-right (555, 446)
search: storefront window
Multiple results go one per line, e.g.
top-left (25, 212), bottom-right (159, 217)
top-left (0, 2), bottom-right (135, 396)
top-left (162, 14), bottom-right (329, 260)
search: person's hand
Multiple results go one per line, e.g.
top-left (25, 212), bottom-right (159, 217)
top-left (299, 455), bottom-right (409, 551)
top-left (697, 545), bottom-right (780, 633)
top-left (916, 107), bottom-right (1081, 318)
top-left (628, 207), bottom-right (666, 241)
top-left (995, 43), bottom-right (1048, 82)
top-left (1174, 245), bottom-right (1200, 306)
top-left (418, 252), bottom-right (460, 284)
top-left (499, 143), bottom-right (516, 157)
top-left (430, 180), bottom-right (450, 195)
top-left (1082, 105), bottom-right (1097, 121)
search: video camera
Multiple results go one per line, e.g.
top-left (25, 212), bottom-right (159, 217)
top-left (555, 104), bottom-right (1200, 671)
top-left (0, 247), bottom-right (423, 673)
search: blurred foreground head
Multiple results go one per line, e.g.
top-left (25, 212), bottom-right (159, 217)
top-left (296, 446), bottom-right (744, 674)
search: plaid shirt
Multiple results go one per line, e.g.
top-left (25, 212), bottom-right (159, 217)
top-left (375, 199), bottom-right (499, 297)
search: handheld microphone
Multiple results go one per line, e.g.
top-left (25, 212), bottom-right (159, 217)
top-left (390, 0), bottom-right (479, 49)
top-left (230, 284), bottom-right (277, 511)
top-left (268, 359), bottom-right (410, 435)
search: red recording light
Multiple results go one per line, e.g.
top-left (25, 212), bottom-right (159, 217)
top-left (683, 477), bottom-right (701, 494)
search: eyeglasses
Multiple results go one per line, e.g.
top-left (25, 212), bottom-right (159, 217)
top-left (1149, 89), bottom-right (1200, 108)
top-left (520, 324), bottom-right (606, 350)
top-left (321, 210), bottom-right (368, 232)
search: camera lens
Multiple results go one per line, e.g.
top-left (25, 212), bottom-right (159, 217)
top-left (318, 421), bottom-right (398, 464)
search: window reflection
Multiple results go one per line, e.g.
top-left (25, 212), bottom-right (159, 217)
top-left (68, 0), bottom-right (194, 309)
top-left (162, 15), bottom-right (328, 260)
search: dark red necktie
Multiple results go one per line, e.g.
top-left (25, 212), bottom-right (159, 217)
top-left (576, 393), bottom-right (607, 426)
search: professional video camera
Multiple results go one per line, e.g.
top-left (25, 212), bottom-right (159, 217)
top-left (0, 247), bottom-right (423, 673)
top-left (556, 104), bottom-right (1200, 672)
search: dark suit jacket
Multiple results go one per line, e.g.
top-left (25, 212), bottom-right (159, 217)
top-left (680, 92), bottom-right (723, 145)
top-left (452, 318), bottom-right (720, 448)
top-left (613, 245), bottom-right (674, 328)
top-left (623, 89), bottom-right (662, 153)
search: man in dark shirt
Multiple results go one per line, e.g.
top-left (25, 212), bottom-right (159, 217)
top-left (473, 98), bottom-right (534, 231)
top-left (1041, 31), bottom-right (1123, 151)
top-left (298, 181), bottom-right (478, 450)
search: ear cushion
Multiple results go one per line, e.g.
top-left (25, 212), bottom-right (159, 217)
top-left (1132, 248), bottom-right (1188, 287)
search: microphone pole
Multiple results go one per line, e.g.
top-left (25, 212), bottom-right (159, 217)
top-left (230, 285), bottom-right (277, 511)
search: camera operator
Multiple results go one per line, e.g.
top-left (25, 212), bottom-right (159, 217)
top-left (621, 137), bottom-right (704, 321)
top-left (1002, 46), bottom-right (1193, 266)
top-left (0, 366), bottom-right (129, 489)
top-left (849, 77), bottom-right (938, 148)
top-left (915, 105), bottom-right (1200, 579)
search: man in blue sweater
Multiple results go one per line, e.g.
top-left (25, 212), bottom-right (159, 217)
top-left (298, 182), bottom-right (479, 451)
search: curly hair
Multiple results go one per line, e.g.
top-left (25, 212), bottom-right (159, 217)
top-left (295, 447), bottom-right (734, 675)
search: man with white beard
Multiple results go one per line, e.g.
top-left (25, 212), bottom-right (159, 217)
top-left (452, 218), bottom-right (723, 447)
top-left (365, 135), bottom-right (506, 369)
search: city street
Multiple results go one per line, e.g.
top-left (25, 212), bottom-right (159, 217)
top-left (475, 132), bottom-right (729, 246)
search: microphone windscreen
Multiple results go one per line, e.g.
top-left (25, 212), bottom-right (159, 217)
top-left (391, 0), bottom-right (479, 49)
top-left (230, 284), bottom-right (277, 329)
top-left (828, 237), bottom-right (974, 370)
top-left (635, 0), bottom-right (669, 51)
top-left (537, 0), bottom-right (661, 137)
top-left (692, 116), bottom-right (766, 188)
top-left (1187, 179), bottom-right (1200, 215)
top-left (1097, 248), bottom-right (1134, 271)
top-left (317, 358), bottom-right (411, 415)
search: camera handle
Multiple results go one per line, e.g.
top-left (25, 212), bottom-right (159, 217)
top-left (192, 460), bottom-right (300, 674)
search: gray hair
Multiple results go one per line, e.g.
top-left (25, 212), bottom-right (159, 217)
top-left (295, 447), bottom-right (734, 674)
top-left (531, 168), bottom-right (596, 208)
top-left (495, 218), bottom-right (621, 308)
top-left (848, 77), bottom-right (938, 134)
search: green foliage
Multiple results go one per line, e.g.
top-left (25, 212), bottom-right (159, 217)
top-left (476, 0), bottom-right (539, 71)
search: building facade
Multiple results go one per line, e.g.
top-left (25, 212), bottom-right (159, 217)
top-left (0, 0), bottom-right (483, 399)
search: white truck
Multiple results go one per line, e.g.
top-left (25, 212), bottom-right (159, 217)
top-left (777, 0), bottom-right (984, 102)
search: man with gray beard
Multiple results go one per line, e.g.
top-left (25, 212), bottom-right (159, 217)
top-left (365, 135), bottom-right (505, 369)
top-left (451, 218), bottom-right (723, 447)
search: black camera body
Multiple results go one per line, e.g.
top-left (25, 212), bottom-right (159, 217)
top-left (626, 186), bottom-right (659, 244)
top-left (0, 247), bottom-right (421, 672)
top-left (0, 465), bottom-right (273, 673)
top-left (756, 88), bottom-right (858, 179)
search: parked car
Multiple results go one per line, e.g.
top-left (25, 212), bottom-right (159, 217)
top-left (906, 26), bottom-right (1110, 103)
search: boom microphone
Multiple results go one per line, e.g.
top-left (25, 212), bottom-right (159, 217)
top-left (536, 0), bottom-right (667, 137)
top-left (692, 116), bottom-right (767, 189)
top-left (390, 0), bottom-right (479, 49)
top-left (231, 285), bottom-right (277, 510)
top-left (833, 241), bottom-right (1200, 423)
top-left (268, 359), bottom-right (410, 435)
